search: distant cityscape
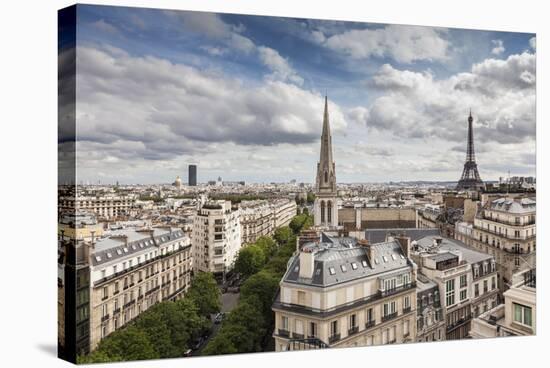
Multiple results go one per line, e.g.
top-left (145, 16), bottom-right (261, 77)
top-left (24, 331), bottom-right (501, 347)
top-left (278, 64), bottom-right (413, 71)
top-left (59, 97), bottom-right (536, 361)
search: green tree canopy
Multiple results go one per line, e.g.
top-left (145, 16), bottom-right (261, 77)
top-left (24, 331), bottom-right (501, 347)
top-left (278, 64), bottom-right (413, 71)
top-left (186, 272), bottom-right (221, 317)
top-left (234, 245), bottom-right (266, 278)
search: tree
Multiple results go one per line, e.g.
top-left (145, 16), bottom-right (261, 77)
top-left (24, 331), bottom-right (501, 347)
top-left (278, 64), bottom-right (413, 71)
top-left (78, 350), bottom-right (121, 364)
top-left (302, 207), bottom-right (309, 215)
top-left (186, 272), bottom-right (221, 317)
top-left (306, 192), bottom-right (315, 204)
top-left (273, 226), bottom-right (292, 246)
top-left (94, 325), bottom-right (159, 361)
top-left (240, 270), bottom-right (280, 318)
top-left (255, 236), bottom-right (277, 258)
top-left (234, 245), bottom-right (266, 278)
top-left (135, 305), bottom-right (178, 358)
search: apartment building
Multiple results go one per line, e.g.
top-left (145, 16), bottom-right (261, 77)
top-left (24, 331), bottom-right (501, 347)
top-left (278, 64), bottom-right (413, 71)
top-left (240, 199), bottom-right (297, 244)
top-left (86, 227), bottom-right (192, 351)
top-left (455, 197), bottom-right (535, 291)
top-left (59, 195), bottom-right (137, 219)
top-left (272, 234), bottom-right (417, 351)
top-left (471, 269), bottom-right (536, 338)
top-left (412, 235), bottom-right (498, 340)
top-left (192, 200), bottom-right (241, 275)
top-left (59, 211), bottom-right (104, 241)
top-left (416, 274), bottom-right (445, 342)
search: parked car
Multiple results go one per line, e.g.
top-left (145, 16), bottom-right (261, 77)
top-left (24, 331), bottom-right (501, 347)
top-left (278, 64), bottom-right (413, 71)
top-left (214, 312), bottom-right (225, 324)
top-left (192, 337), bottom-right (205, 350)
top-left (227, 286), bottom-right (240, 293)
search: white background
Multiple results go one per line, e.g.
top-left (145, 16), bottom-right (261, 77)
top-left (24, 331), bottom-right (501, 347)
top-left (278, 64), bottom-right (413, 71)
top-left (0, 0), bottom-right (547, 367)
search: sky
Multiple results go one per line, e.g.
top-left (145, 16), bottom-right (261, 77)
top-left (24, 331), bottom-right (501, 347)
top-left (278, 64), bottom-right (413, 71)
top-left (63, 4), bottom-right (536, 184)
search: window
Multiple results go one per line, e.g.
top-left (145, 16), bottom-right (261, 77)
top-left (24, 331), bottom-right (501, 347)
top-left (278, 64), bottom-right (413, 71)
top-left (460, 274), bottom-right (467, 288)
top-left (404, 295), bottom-right (411, 309)
top-left (330, 320), bottom-right (339, 336)
top-left (491, 276), bottom-right (496, 290)
top-left (483, 280), bottom-right (488, 293)
top-left (281, 316), bottom-right (289, 330)
top-left (309, 322), bottom-right (317, 338)
top-left (446, 279), bottom-right (455, 306)
top-left (366, 308), bottom-right (374, 323)
top-left (384, 278), bottom-right (397, 291)
top-left (383, 301), bottom-right (396, 316)
top-left (350, 314), bottom-right (357, 328)
top-left (474, 283), bottom-right (479, 298)
top-left (329, 267), bottom-right (336, 275)
top-left (403, 320), bottom-right (410, 336)
top-left (483, 263), bottom-right (488, 274)
top-left (460, 289), bottom-right (467, 301)
top-left (102, 286), bottom-right (108, 299)
top-left (473, 265), bottom-right (479, 278)
top-left (513, 303), bottom-right (532, 326)
top-left (403, 273), bottom-right (410, 285)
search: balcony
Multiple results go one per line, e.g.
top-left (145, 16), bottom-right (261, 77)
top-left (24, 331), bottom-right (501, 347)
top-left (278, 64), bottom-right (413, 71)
top-left (292, 332), bottom-right (304, 339)
top-left (365, 320), bottom-right (375, 329)
top-left (278, 329), bottom-right (290, 338)
top-left (348, 326), bottom-right (359, 336)
top-left (382, 312), bottom-right (398, 323)
top-left (113, 308), bottom-right (121, 314)
top-left (403, 306), bottom-right (412, 314)
top-left (328, 333), bottom-right (341, 344)
top-left (101, 314), bottom-right (110, 323)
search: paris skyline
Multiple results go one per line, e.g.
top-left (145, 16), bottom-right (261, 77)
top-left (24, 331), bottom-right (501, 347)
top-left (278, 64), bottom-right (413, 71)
top-left (66, 5), bottom-right (536, 184)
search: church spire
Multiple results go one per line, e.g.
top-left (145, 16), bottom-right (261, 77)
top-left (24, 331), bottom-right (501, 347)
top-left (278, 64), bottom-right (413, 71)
top-left (316, 95), bottom-right (336, 194)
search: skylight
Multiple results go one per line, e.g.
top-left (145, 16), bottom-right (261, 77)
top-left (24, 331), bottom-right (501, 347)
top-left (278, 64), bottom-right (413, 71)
top-left (391, 254), bottom-right (397, 260)
top-left (95, 256), bottom-right (102, 262)
top-left (116, 249), bottom-right (122, 255)
top-left (329, 267), bottom-right (336, 275)
top-left (382, 256), bottom-right (388, 263)
top-left (341, 265), bottom-right (347, 272)
top-left (106, 252), bottom-right (112, 259)
top-left (375, 259), bottom-right (379, 265)
top-left (351, 262), bottom-right (358, 270)
top-left (361, 260), bottom-right (368, 267)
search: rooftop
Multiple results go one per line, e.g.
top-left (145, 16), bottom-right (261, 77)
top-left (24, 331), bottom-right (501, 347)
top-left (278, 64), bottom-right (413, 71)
top-left (283, 235), bottom-right (412, 287)
top-left (488, 198), bottom-right (536, 214)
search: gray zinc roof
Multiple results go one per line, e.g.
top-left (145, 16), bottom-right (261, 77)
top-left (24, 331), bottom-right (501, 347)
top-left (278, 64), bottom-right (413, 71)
top-left (365, 228), bottom-right (440, 244)
top-left (283, 236), bottom-right (412, 287)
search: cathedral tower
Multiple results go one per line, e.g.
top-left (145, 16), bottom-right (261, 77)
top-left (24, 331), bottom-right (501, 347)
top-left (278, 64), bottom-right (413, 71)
top-left (313, 96), bottom-right (339, 228)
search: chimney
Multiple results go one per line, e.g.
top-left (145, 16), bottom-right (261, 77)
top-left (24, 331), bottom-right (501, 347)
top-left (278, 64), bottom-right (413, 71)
top-left (299, 248), bottom-right (315, 279)
top-left (395, 235), bottom-right (411, 259)
top-left (358, 239), bottom-right (374, 263)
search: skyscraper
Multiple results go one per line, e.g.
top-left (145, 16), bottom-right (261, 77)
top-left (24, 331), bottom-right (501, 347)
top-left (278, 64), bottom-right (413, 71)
top-left (457, 111), bottom-right (484, 191)
top-left (188, 164), bottom-right (197, 186)
top-left (313, 96), bottom-right (339, 228)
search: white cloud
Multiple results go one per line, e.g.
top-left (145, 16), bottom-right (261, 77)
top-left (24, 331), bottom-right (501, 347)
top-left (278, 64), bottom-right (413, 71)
top-left (491, 39), bottom-right (505, 55)
top-left (529, 36), bottom-right (536, 50)
top-left (321, 25), bottom-right (450, 63)
top-left (367, 52), bottom-right (536, 145)
top-left (91, 19), bottom-right (120, 35)
top-left (346, 106), bottom-right (369, 126)
top-left (257, 46), bottom-right (304, 85)
top-left (75, 45), bottom-right (348, 172)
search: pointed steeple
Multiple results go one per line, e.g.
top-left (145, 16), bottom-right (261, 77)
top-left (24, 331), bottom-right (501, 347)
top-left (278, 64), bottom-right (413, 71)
top-left (316, 95), bottom-right (336, 194)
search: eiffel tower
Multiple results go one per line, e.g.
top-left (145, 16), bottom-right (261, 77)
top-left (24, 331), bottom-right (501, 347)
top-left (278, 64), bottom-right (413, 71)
top-left (456, 110), bottom-right (484, 191)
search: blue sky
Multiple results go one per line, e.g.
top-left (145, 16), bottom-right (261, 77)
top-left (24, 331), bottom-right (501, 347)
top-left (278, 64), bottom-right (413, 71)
top-left (69, 4), bottom-right (536, 184)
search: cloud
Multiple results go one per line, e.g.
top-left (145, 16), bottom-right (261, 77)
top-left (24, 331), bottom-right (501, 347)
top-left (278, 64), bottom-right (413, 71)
top-left (91, 19), bottom-right (120, 35)
top-left (320, 25), bottom-right (450, 63)
top-left (491, 39), bottom-right (505, 55)
top-left (529, 37), bottom-right (536, 50)
top-left (366, 51), bottom-right (535, 145)
top-left (346, 106), bottom-right (369, 126)
top-left (168, 11), bottom-right (255, 54)
top-left (75, 45), bottom-right (348, 169)
top-left (257, 46), bottom-right (303, 85)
